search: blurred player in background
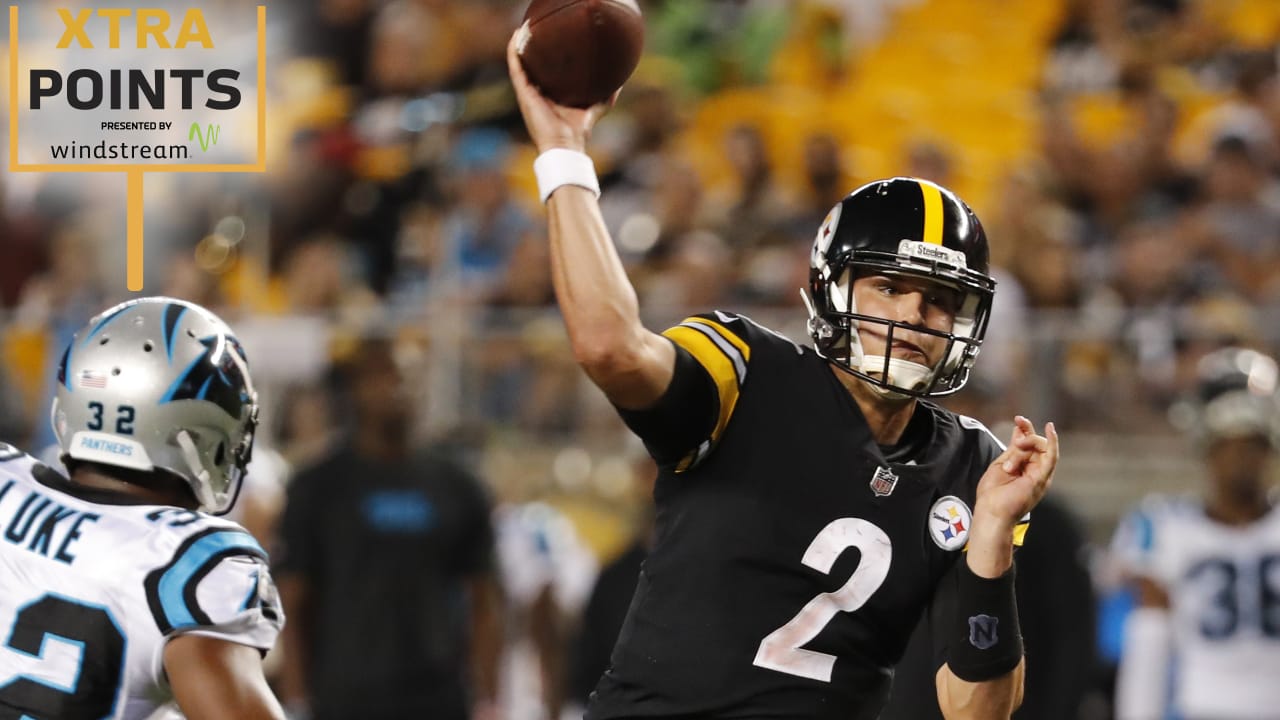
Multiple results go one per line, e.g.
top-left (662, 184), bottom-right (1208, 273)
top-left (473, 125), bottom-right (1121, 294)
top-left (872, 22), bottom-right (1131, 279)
top-left (274, 337), bottom-right (502, 720)
top-left (1113, 346), bottom-right (1280, 719)
top-left (493, 498), bottom-right (597, 720)
top-left (508, 31), bottom-right (1059, 720)
top-left (0, 297), bottom-right (284, 719)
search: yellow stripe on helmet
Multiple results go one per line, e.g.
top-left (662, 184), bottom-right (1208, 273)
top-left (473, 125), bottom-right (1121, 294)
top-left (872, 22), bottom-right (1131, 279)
top-left (918, 180), bottom-right (944, 245)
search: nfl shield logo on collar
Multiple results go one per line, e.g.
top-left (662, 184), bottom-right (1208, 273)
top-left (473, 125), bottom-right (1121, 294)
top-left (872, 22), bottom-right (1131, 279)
top-left (869, 466), bottom-right (898, 497)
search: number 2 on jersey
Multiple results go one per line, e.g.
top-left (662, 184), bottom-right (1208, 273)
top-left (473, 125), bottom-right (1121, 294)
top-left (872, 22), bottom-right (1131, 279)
top-left (753, 518), bottom-right (892, 682)
top-left (0, 594), bottom-right (124, 719)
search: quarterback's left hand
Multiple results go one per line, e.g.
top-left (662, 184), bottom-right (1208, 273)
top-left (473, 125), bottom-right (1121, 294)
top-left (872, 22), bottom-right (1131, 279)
top-left (975, 416), bottom-right (1058, 532)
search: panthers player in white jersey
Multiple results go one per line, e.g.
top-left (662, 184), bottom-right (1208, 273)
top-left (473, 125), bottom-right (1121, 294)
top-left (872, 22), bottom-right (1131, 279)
top-left (1114, 347), bottom-right (1280, 720)
top-left (0, 297), bottom-right (285, 720)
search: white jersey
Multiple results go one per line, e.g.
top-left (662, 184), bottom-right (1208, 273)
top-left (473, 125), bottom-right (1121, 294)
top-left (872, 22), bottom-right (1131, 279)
top-left (0, 444), bottom-right (283, 719)
top-left (494, 501), bottom-right (599, 720)
top-left (1112, 494), bottom-right (1280, 719)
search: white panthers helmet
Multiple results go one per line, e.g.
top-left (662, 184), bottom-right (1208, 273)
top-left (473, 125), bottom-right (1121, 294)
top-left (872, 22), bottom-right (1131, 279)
top-left (50, 297), bottom-right (258, 514)
top-left (1170, 346), bottom-right (1280, 450)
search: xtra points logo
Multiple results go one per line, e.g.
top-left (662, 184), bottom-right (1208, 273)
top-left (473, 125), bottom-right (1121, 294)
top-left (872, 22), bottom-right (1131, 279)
top-left (9, 5), bottom-right (267, 292)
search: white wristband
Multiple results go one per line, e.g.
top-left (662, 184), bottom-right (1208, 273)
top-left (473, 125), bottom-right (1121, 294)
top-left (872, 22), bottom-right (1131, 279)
top-left (533, 148), bottom-right (600, 204)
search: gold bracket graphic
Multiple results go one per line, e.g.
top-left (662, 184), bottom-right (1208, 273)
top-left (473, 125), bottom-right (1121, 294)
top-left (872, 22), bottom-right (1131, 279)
top-left (8, 6), bottom-right (267, 291)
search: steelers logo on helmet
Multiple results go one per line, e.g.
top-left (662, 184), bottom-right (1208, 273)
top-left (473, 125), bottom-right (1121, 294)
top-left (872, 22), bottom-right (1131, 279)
top-left (801, 177), bottom-right (996, 398)
top-left (812, 202), bottom-right (842, 273)
top-left (929, 495), bottom-right (973, 551)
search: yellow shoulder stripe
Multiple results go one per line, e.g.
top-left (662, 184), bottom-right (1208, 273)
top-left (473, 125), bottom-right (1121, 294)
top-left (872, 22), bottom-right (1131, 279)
top-left (675, 452), bottom-right (695, 473)
top-left (1012, 520), bottom-right (1030, 547)
top-left (683, 317), bottom-right (751, 362)
top-left (662, 324), bottom-right (743, 450)
top-left (674, 441), bottom-right (706, 473)
top-left (963, 519), bottom-right (1031, 552)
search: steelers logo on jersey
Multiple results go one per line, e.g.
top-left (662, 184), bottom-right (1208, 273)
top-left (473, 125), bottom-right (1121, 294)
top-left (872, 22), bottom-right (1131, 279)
top-left (929, 495), bottom-right (972, 551)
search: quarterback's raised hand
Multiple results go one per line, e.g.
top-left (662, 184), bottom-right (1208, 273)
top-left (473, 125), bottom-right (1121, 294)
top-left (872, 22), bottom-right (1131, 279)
top-left (507, 27), bottom-right (615, 154)
top-left (968, 416), bottom-right (1059, 578)
top-left (983, 416), bottom-right (1058, 523)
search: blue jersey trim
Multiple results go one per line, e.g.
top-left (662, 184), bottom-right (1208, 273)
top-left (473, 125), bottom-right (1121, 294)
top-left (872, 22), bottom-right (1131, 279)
top-left (1131, 510), bottom-right (1155, 552)
top-left (149, 529), bottom-right (266, 632)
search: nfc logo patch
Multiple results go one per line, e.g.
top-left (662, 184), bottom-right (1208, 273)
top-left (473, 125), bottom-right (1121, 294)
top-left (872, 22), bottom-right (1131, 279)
top-left (968, 614), bottom-right (999, 650)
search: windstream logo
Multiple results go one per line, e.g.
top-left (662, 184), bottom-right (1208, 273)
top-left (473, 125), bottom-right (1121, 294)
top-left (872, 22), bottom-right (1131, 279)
top-left (51, 140), bottom-right (188, 160)
top-left (188, 122), bottom-right (221, 152)
top-left (47, 124), bottom-right (224, 159)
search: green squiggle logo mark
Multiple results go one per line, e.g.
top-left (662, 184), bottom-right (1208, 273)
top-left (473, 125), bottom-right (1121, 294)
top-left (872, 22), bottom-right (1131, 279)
top-left (189, 123), bottom-right (221, 152)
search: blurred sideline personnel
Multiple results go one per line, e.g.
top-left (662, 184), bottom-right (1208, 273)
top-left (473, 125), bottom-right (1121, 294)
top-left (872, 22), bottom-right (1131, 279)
top-left (494, 499), bottom-right (599, 720)
top-left (0, 297), bottom-right (284, 719)
top-left (508, 34), bottom-right (1059, 720)
top-left (1113, 347), bottom-right (1280, 719)
top-left (274, 338), bottom-right (502, 720)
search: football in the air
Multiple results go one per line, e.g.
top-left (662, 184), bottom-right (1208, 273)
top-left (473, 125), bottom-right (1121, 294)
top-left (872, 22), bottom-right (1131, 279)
top-left (516, 0), bottom-right (645, 109)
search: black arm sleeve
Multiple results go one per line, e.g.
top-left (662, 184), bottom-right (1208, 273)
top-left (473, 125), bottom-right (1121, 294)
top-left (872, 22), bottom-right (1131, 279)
top-left (929, 557), bottom-right (1024, 682)
top-left (615, 341), bottom-right (719, 468)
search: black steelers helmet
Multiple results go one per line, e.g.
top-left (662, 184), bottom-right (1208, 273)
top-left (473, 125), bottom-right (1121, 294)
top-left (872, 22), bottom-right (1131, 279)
top-left (1169, 347), bottom-right (1280, 449)
top-left (801, 177), bottom-right (996, 397)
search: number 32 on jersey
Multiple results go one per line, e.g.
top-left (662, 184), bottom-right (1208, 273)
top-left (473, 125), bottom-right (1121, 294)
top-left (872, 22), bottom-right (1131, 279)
top-left (753, 518), bottom-right (892, 682)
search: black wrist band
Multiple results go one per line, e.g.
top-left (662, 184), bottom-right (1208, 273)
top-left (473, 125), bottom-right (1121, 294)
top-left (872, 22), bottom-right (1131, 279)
top-left (947, 560), bottom-right (1023, 682)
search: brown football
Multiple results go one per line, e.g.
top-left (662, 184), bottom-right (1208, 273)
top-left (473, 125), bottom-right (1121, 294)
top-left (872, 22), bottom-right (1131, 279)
top-left (516, 0), bottom-right (645, 109)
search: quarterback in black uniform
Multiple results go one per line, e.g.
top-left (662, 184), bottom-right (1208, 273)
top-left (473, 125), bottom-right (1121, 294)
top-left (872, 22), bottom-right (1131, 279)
top-left (507, 33), bottom-right (1059, 720)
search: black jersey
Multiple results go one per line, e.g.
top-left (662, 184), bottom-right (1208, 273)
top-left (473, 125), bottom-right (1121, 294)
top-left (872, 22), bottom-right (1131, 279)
top-left (586, 312), bottom-right (1025, 720)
